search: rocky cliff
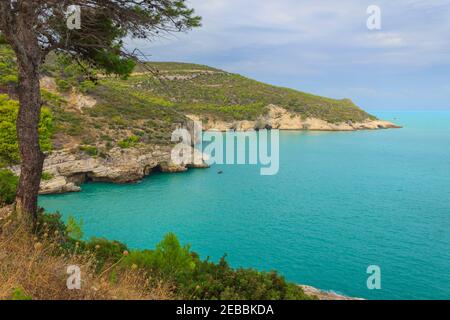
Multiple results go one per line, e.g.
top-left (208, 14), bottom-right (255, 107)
top-left (187, 105), bottom-right (400, 132)
top-left (10, 145), bottom-right (208, 195)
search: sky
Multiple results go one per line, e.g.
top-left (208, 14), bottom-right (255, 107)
top-left (127, 0), bottom-right (450, 111)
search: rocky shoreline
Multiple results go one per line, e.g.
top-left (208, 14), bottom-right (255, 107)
top-left (300, 285), bottom-right (364, 300)
top-left (188, 105), bottom-right (401, 132)
top-left (10, 145), bottom-right (208, 195)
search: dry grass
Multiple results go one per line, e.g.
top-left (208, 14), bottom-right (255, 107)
top-left (0, 216), bottom-right (174, 300)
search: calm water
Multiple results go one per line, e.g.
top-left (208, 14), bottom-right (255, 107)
top-left (39, 111), bottom-right (450, 300)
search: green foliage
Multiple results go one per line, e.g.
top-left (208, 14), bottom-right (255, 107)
top-left (51, 107), bottom-right (84, 137)
top-left (124, 233), bottom-right (195, 283)
top-left (92, 47), bottom-right (136, 78)
top-left (50, 54), bottom-right (97, 91)
top-left (0, 33), bottom-right (7, 45)
top-left (55, 79), bottom-right (71, 92)
top-left (0, 95), bottom-right (54, 166)
top-left (36, 212), bottom-right (67, 239)
top-left (190, 257), bottom-right (310, 300)
top-left (85, 238), bottom-right (128, 271)
top-left (79, 145), bottom-right (98, 157)
top-left (125, 63), bottom-right (375, 123)
top-left (41, 171), bottom-right (54, 181)
top-left (0, 45), bottom-right (18, 87)
top-left (0, 96), bottom-right (19, 164)
top-left (123, 233), bottom-right (312, 300)
top-left (66, 216), bottom-right (84, 240)
top-left (118, 136), bottom-right (140, 149)
top-left (39, 108), bottom-right (54, 152)
top-left (11, 287), bottom-right (32, 300)
top-left (35, 212), bottom-right (312, 300)
top-left (41, 89), bottom-right (66, 108)
top-left (0, 169), bottom-right (18, 205)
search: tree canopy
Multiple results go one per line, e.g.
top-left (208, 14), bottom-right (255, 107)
top-left (0, 1), bottom-right (201, 77)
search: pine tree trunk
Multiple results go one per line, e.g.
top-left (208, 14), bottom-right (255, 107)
top-left (14, 56), bottom-right (44, 228)
top-left (0, 1), bottom-right (44, 229)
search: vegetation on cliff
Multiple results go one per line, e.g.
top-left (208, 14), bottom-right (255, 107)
top-left (0, 42), bottom-right (376, 170)
top-left (130, 62), bottom-right (375, 123)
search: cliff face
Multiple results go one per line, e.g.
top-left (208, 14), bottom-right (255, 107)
top-left (188, 105), bottom-right (400, 132)
top-left (10, 146), bottom-right (208, 195)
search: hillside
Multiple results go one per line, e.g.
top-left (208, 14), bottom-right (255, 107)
top-left (1, 44), bottom-right (399, 155)
top-left (45, 60), bottom-right (398, 149)
top-left (134, 61), bottom-right (375, 123)
top-left (1, 45), bottom-right (399, 193)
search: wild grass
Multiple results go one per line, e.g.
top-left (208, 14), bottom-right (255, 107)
top-left (0, 209), bottom-right (314, 300)
top-left (0, 214), bottom-right (174, 300)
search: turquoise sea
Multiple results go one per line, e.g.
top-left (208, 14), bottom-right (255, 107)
top-left (39, 111), bottom-right (450, 300)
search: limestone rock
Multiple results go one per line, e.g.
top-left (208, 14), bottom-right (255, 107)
top-left (11, 145), bottom-right (209, 195)
top-left (188, 105), bottom-right (401, 132)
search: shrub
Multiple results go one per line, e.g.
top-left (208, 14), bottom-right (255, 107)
top-left (29, 212), bottom-right (313, 301)
top-left (55, 79), bottom-right (71, 92)
top-left (86, 238), bottom-right (128, 271)
top-left (66, 216), bottom-right (84, 240)
top-left (37, 211), bottom-right (67, 238)
top-left (123, 233), bottom-right (313, 300)
top-left (118, 136), bottom-right (140, 149)
top-left (79, 145), bottom-right (98, 157)
top-left (0, 45), bottom-right (18, 86)
top-left (0, 169), bottom-right (18, 205)
top-left (0, 34), bottom-right (7, 45)
top-left (41, 171), bottom-right (54, 181)
top-left (41, 89), bottom-right (66, 108)
top-left (124, 233), bottom-right (195, 283)
top-left (10, 287), bottom-right (32, 300)
top-left (0, 95), bottom-right (53, 165)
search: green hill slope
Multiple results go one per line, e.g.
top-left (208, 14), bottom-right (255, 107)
top-left (116, 61), bottom-right (374, 123)
top-left (1, 45), bottom-right (378, 159)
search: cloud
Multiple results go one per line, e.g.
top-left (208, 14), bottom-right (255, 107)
top-left (131, 0), bottom-right (450, 67)
top-left (126, 0), bottom-right (450, 109)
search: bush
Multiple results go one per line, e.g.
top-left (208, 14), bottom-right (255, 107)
top-left (123, 233), bottom-right (313, 300)
top-left (37, 211), bottom-right (67, 238)
top-left (191, 257), bottom-right (310, 300)
top-left (0, 34), bottom-right (7, 45)
top-left (41, 171), bottom-right (54, 181)
top-left (124, 233), bottom-right (195, 283)
top-left (0, 169), bottom-right (18, 205)
top-left (85, 238), bottom-right (128, 271)
top-left (79, 145), bottom-right (98, 157)
top-left (55, 79), bottom-right (71, 92)
top-left (0, 45), bottom-right (18, 86)
top-left (10, 287), bottom-right (32, 300)
top-left (0, 95), bottom-right (54, 166)
top-left (66, 216), bottom-right (84, 240)
top-left (33, 212), bottom-right (313, 301)
top-left (118, 136), bottom-right (140, 149)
